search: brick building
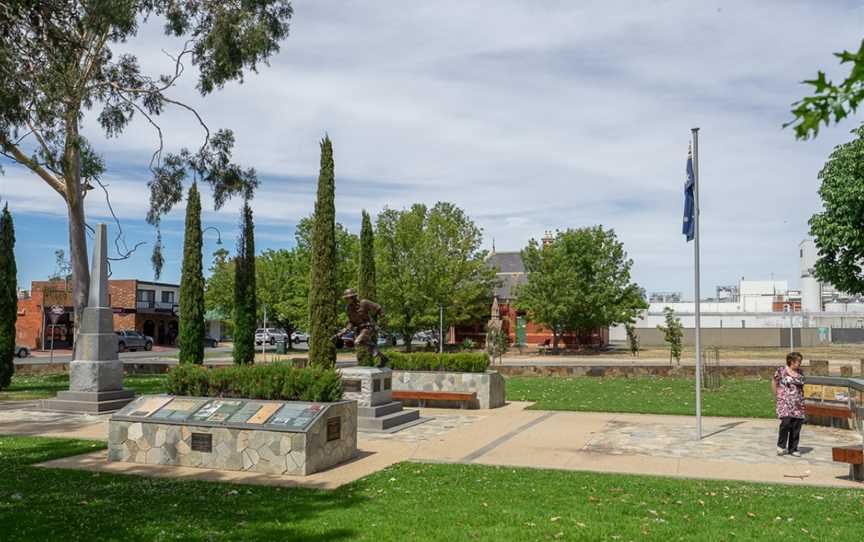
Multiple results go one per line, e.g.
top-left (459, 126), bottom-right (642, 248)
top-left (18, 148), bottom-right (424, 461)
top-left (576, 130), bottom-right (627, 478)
top-left (454, 251), bottom-right (608, 348)
top-left (16, 279), bottom-right (180, 350)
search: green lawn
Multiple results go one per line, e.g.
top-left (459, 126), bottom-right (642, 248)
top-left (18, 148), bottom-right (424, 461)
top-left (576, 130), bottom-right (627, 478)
top-left (0, 374), bottom-right (168, 401)
top-left (506, 377), bottom-right (776, 418)
top-left (0, 435), bottom-right (862, 541)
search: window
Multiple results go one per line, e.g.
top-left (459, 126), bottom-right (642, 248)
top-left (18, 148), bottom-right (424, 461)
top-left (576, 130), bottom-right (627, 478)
top-left (137, 290), bottom-right (155, 303)
top-left (161, 291), bottom-right (175, 303)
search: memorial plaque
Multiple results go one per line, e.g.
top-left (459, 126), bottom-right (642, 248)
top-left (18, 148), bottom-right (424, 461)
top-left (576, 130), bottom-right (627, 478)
top-left (191, 399), bottom-right (244, 423)
top-left (150, 398), bottom-right (208, 421)
top-left (373, 379), bottom-right (381, 393)
top-left (268, 403), bottom-right (321, 430)
top-left (129, 396), bottom-right (173, 418)
top-left (227, 402), bottom-right (266, 424)
top-left (247, 403), bottom-right (281, 424)
top-left (326, 417), bottom-right (341, 442)
top-left (343, 379), bottom-right (361, 393)
top-left (190, 432), bottom-right (212, 453)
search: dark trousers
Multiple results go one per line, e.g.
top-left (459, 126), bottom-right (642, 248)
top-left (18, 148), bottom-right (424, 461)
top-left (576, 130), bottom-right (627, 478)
top-left (777, 417), bottom-right (803, 452)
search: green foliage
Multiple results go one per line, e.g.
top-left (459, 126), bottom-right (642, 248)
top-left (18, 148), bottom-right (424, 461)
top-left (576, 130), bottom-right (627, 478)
top-left (358, 210), bottom-right (377, 301)
top-left (233, 200), bottom-right (257, 364)
top-left (256, 248), bottom-right (304, 342)
top-left (657, 307), bottom-right (683, 366)
top-left (515, 228), bottom-right (647, 350)
top-left (0, 205), bottom-right (16, 390)
top-left (787, 40), bottom-right (864, 139)
top-left (485, 325), bottom-right (509, 364)
top-left (808, 125), bottom-right (864, 295)
top-left (459, 338), bottom-right (477, 351)
top-left (625, 323), bottom-right (640, 357)
top-left (0, 1), bottom-right (290, 277)
top-left (205, 248), bottom-right (234, 323)
top-left (383, 352), bottom-right (489, 373)
top-left (178, 183), bottom-right (205, 364)
top-left (375, 202), bottom-right (496, 349)
top-left (166, 363), bottom-right (343, 402)
top-left (308, 136), bottom-right (338, 367)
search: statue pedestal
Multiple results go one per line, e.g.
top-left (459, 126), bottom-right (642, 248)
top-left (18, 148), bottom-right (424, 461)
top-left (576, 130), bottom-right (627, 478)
top-left (340, 366), bottom-right (422, 433)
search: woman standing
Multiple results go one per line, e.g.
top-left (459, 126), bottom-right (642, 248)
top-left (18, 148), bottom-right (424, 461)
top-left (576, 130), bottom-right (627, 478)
top-left (772, 352), bottom-right (805, 457)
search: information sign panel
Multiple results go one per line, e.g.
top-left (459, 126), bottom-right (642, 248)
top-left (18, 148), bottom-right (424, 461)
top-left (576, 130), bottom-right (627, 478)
top-left (129, 396), bottom-right (173, 418)
top-left (267, 403), bottom-right (321, 430)
top-left (190, 399), bottom-right (245, 423)
top-left (150, 398), bottom-right (208, 421)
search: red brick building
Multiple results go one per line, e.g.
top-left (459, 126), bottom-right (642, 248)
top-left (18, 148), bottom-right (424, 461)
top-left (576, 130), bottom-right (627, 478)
top-left (454, 251), bottom-right (608, 348)
top-left (16, 279), bottom-right (180, 350)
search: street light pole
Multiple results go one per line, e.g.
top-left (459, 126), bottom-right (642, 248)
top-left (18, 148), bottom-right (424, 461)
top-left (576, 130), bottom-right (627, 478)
top-left (439, 304), bottom-right (444, 354)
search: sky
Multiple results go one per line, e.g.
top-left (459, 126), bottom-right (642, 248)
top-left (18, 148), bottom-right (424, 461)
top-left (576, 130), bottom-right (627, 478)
top-left (2, 0), bottom-right (864, 298)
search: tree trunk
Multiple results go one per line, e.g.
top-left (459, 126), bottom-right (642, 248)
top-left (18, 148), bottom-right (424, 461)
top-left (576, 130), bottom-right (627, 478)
top-left (63, 127), bottom-right (89, 360)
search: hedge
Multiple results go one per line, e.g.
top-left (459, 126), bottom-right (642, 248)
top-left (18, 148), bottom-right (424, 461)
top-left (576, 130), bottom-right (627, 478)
top-left (378, 352), bottom-right (489, 373)
top-left (167, 363), bottom-right (343, 403)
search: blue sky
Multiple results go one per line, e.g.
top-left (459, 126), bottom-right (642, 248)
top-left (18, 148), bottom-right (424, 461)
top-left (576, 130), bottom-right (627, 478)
top-left (2, 1), bottom-right (863, 297)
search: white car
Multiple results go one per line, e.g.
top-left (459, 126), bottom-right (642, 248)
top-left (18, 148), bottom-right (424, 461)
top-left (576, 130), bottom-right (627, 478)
top-left (291, 331), bottom-right (308, 343)
top-left (255, 328), bottom-right (288, 345)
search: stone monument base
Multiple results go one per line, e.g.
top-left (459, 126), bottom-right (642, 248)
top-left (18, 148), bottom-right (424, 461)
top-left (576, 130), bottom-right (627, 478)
top-left (43, 389), bottom-right (135, 413)
top-left (340, 365), bottom-right (424, 432)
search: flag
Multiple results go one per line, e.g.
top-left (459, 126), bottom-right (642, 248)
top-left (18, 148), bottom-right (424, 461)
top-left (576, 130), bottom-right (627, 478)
top-left (682, 145), bottom-right (695, 242)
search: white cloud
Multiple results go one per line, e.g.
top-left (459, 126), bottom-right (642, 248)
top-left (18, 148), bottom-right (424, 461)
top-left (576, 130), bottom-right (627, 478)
top-left (3, 0), bottom-right (862, 294)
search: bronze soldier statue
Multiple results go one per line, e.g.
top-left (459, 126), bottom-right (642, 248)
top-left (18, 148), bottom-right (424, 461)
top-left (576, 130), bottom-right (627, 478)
top-left (332, 288), bottom-right (389, 367)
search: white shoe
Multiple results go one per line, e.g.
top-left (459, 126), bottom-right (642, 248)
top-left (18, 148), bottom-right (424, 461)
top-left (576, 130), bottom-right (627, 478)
top-left (776, 447), bottom-right (786, 456)
top-left (790, 451), bottom-right (801, 457)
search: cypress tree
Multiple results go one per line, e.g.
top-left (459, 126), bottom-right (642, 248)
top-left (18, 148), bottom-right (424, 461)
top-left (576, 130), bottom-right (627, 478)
top-left (358, 210), bottom-right (376, 301)
top-left (178, 183), bottom-right (205, 364)
top-left (308, 136), bottom-right (338, 367)
top-left (233, 199), bottom-right (257, 364)
top-left (0, 205), bottom-right (16, 390)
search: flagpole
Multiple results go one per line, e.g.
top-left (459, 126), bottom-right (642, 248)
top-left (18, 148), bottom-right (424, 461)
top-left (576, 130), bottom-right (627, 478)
top-left (692, 127), bottom-right (702, 441)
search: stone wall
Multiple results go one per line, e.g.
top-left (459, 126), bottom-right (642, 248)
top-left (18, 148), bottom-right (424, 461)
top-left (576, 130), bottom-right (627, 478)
top-left (108, 401), bottom-right (357, 476)
top-left (392, 370), bottom-right (506, 409)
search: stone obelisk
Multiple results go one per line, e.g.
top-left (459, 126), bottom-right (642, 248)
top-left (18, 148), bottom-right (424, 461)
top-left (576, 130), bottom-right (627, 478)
top-left (43, 224), bottom-right (135, 412)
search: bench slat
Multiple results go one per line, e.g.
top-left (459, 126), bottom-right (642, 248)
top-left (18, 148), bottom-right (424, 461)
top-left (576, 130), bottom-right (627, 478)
top-left (832, 446), bottom-right (864, 465)
top-left (393, 390), bottom-right (476, 402)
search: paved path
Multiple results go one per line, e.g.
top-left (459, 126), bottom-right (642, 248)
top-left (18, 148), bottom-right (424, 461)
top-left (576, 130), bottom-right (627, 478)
top-left (2, 402), bottom-right (860, 490)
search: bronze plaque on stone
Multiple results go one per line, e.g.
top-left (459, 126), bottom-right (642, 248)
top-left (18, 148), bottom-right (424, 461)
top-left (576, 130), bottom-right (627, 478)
top-left (343, 379), bottom-right (361, 393)
top-left (373, 379), bottom-right (381, 393)
top-left (190, 432), bottom-right (212, 453)
top-left (326, 417), bottom-right (341, 442)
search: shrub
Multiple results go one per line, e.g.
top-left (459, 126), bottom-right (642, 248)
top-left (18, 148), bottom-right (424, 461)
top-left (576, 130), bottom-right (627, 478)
top-left (460, 338), bottom-right (477, 351)
top-left (166, 363), bottom-right (343, 402)
top-left (385, 352), bottom-right (489, 373)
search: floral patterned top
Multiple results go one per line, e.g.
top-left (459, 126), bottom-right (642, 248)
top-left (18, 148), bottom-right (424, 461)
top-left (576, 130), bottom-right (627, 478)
top-left (773, 366), bottom-right (805, 419)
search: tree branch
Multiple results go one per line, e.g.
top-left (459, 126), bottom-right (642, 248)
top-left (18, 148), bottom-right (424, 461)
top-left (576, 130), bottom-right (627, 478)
top-left (0, 136), bottom-right (67, 198)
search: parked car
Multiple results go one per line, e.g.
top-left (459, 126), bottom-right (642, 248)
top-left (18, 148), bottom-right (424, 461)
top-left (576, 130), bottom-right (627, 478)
top-left (290, 330), bottom-right (308, 344)
top-left (255, 328), bottom-right (288, 345)
top-left (413, 330), bottom-right (438, 345)
top-left (203, 336), bottom-right (219, 348)
top-left (115, 330), bottom-right (153, 352)
top-left (15, 345), bottom-right (30, 358)
top-left (335, 330), bottom-right (355, 349)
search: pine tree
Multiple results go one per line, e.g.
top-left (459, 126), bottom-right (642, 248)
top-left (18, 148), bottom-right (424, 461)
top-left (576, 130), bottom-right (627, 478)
top-left (358, 210), bottom-right (376, 301)
top-left (0, 205), bottom-right (16, 390)
top-left (308, 136), bottom-right (338, 367)
top-left (178, 183), bottom-right (205, 364)
top-left (233, 199), bottom-right (257, 364)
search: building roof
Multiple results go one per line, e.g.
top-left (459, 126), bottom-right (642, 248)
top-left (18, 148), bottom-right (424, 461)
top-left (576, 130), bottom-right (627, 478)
top-left (486, 251), bottom-right (527, 299)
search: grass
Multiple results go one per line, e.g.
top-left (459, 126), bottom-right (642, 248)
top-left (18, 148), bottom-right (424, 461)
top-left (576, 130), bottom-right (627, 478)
top-left (163, 351), bottom-right (231, 361)
top-left (510, 343), bottom-right (864, 361)
top-left (507, 376), bottom-right (776, 418)
top-left (0, 435), bottom-right (862, 541)
top-left (0, 374), bottom-right (169, 401)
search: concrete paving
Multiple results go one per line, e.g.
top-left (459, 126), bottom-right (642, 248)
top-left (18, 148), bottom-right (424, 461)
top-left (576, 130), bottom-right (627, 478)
top-left (2, 400), bottom-right (861, 490)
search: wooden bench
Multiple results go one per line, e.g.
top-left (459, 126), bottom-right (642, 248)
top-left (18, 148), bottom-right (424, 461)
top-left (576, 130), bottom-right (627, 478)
top-left (806, 404), bottom-right (854, 419)
top-left (392, 390), bottom-right (477, 409)
top-left (832, 445), bottom-right (864, 481)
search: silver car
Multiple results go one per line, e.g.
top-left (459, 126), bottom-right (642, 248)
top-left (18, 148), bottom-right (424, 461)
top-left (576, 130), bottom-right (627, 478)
top-left (116, 330), bottom-right (153, 352)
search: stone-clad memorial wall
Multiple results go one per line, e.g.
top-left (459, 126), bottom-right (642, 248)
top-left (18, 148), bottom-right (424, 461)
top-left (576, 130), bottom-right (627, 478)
top-left (108, 395), bottom-right (357, 475)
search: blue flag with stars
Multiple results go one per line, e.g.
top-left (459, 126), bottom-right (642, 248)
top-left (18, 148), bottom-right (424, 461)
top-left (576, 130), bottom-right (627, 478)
top-left (682, 146), bottom-right (695, 242)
